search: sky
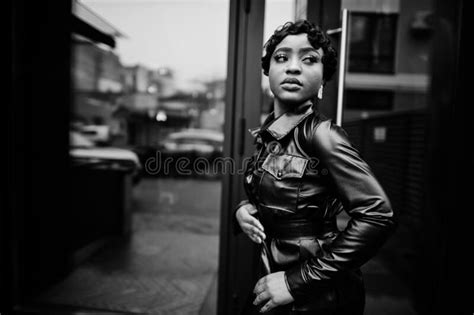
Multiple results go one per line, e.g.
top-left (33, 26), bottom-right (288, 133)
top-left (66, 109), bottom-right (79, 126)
top-left (81, 0), bottom-right (294, 90)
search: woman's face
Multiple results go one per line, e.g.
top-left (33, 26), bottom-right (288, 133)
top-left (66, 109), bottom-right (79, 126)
top-left (268, 33), bottom-right (324, 107)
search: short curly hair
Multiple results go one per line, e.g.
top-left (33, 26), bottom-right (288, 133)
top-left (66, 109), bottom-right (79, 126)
top-left (261, 20), bottom-right (337, 83)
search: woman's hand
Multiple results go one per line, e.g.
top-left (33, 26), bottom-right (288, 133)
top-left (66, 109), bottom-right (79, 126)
top-left (253, 271), bottom-right (294, 313)
top-left (235, 203), bottom-right (266, 244)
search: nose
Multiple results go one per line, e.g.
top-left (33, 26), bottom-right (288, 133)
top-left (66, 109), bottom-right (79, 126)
top-left (285, 57), bottom-right (301, 74)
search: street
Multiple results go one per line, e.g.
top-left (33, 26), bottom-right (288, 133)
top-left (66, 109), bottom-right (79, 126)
top-left (37, 178), bottom-right (221, 314)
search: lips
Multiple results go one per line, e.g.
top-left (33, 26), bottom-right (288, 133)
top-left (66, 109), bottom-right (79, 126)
top-left (281, 78), bottom-right (302, 86)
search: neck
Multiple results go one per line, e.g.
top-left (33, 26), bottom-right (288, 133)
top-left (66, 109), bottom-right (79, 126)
top-left (273, 99), bottom-right (295, 118)
top-left (273, 99), bottom-right (315, 117)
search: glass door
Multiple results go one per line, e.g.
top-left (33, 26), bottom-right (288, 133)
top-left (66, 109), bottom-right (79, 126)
top-left (37, 1), bottom-right (230, 314)
top-left (337, 2), bottom-right (434, 314)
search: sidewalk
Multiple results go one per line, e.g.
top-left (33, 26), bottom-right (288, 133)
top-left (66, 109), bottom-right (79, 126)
top-left (35, 178), bottom-right (221, 315)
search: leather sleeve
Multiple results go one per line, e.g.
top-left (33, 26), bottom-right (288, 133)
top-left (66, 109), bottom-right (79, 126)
top-left (285, 120), bottom-right (397, 300)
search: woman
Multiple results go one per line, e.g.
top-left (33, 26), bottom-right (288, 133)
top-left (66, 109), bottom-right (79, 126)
top-left (234, 20), bottom-right (396, 314)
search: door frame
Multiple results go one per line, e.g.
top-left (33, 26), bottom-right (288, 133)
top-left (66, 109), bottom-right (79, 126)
top-left (217, 0), bottom-right (265, 314)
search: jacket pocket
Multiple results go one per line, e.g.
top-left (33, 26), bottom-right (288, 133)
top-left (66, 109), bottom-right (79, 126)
top-left (259, 154), bottom-right (308, 213)
top-left (261, 153), bottom-right (307, 180)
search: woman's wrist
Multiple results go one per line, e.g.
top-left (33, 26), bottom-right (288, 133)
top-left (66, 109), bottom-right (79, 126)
top-left (235, 199), bottom-right (251, 210)
top-left (235, 200), bottom-right (251, 218)
top-left (232, 200), bottom-right (251, 235)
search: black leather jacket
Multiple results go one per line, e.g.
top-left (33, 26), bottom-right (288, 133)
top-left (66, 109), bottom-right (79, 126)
top-left (236, 101), bottom-right (396, 311)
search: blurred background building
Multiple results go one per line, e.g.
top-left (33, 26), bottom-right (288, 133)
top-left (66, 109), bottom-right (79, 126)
top-left (71, 0), bottom-right (226, 151)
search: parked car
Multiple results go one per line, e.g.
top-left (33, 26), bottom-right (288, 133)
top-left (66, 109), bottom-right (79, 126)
top-left (134, 128), bottom-right (224, 178)
top-left (70, 131), bottom-right (142, 184)
top-left (73, 124), bottom-right (111, 146)
top-left (160, 128), bottom-right (223, 157)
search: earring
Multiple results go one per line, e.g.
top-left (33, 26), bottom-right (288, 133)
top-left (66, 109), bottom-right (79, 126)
top-left (317, 85), bottom-right (323, 100)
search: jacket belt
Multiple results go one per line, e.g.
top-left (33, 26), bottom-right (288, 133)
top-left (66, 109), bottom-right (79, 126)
top-left (262, 218), bottom-right (338, 239)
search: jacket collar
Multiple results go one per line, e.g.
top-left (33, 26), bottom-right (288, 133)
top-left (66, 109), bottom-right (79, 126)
top-left (249, 100), bottom-right (314, 141)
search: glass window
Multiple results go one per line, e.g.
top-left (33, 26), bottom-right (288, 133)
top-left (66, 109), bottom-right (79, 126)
top-left (348, 13), bottom-right (398, 74)
top-left (340, 4), bottom-right (434, 314)
top-left (45, 1), bottom-right (230, 314)
top-left (345, 89), bottom-right (394, 110)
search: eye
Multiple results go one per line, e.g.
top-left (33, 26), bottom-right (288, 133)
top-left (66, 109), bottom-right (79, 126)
top-left (273, 54), bottom-right (288, 62)
top-left (302, 55), bottom-right (320, 64)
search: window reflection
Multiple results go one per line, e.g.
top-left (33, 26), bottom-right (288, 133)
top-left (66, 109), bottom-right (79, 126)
top-left (349, 13), bottom-right (398, 74)
top-left (344, 7), bottom-right (431, 122)
top-left (71, 0), bottom-right (228, 179)
top-left (61, 1), bottom-right (228, 313)
top-left (340, 2), bottom-right (434, 314)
